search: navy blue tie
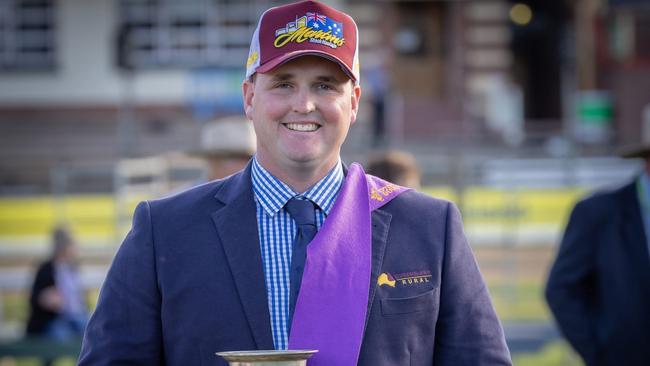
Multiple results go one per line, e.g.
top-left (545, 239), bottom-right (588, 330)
top-left (285, 197), bottom-right (317, 327)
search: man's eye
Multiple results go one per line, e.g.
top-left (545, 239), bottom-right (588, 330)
top-left (316, 83), bottom-right (334, 91)
top-left (275, 82), bottom-right (292, 89)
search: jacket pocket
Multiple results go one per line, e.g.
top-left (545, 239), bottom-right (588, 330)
top-left (380, 288), bottom-right (438, 315)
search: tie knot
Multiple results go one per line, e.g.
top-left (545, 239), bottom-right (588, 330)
top-left (285, 197), bottom-right (316, 227)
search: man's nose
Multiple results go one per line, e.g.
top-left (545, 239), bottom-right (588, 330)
top-left (292, 88), bottom-right (316, 114)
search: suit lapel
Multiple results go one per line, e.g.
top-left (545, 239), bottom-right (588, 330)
top-left (619, 180), bottom-right (650, 295)
top-left (211, 164), bottom-right (274, 349)
top-left (366, 209), bottom-right (392, 327)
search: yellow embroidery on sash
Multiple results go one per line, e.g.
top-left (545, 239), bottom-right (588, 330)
top-left (370, 189), bottom-right (383, 202)
top-left (370, 184), bottom-right (397, 202)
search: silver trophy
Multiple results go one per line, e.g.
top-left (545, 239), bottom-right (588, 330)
top-left (216, 350), bottom-right (317, 366)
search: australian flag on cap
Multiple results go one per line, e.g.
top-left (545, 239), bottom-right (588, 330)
top-left (307, 11), bottom-right (343, 39)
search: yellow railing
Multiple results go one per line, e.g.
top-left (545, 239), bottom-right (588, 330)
top-left (0, 194), bottom-right (147, 245)
top-left (0, 187), bottom-right (588, 245)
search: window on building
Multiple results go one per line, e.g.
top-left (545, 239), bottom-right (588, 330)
top-left (635, 12), bottom-right (650, 60)
top-left (0, 0), bottom-right (56, 71)
top-left (602, 8), bottom-right (650, 65)
top-left (117, 0), bottom-right (280, 69)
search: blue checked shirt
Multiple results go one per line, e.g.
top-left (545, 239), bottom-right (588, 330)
top-left (251, 157), bottom-right (344, 350)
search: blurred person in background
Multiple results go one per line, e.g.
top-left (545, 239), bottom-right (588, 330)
top-left (26, 225), bottom-right (87, 340)
top-left (364, 49), bottom-right (391, 147)
top-left (79, 1), bottom-right (510, 365)
top-left (189, 116), bottom-right (256, 181)
top-left (545, 118), bottom-right (650, 365)
top-left (366, 150), bottom-right (421, 189)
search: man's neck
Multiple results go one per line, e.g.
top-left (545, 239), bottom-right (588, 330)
top-left (256, 156), bottom-right (339, 193)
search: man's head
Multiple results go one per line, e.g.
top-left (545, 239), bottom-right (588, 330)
top-left (367, 150), bottom-right (421, 189)
top-left (52, 225), bottom-right (78, 264)
top-left (191, 117), bottom-right (256, 180)
top-left (621, 148), bottom-right (650, 176)
top-left (620, 106), bottom-right (650, 174)
top-left (243, 1), bottom-right (361, 187)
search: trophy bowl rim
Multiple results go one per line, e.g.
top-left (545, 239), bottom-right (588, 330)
top-left (216, 349), bottom-right (318, 361)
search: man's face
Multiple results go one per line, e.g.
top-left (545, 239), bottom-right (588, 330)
top-left (58, 241), bottom-right (78, 264)
top-left (243, 56), bottom-right (361, 176)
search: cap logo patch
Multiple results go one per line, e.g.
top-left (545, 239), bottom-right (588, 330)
top-left (246, 51), bottom-right (258, 67)
top-left (274, 12), bottom-right (345, 49)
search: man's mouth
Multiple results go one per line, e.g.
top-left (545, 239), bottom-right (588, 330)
top-left (283, 123), bottom-right (320, 132)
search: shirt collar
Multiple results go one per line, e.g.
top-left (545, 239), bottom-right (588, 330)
top-left (251, 156), bottom-right (344, 217)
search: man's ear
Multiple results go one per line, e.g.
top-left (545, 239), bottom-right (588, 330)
top-left (242, 80), bottom-right (254, 120)
top-left (350, 84), bottom-right (361, 124)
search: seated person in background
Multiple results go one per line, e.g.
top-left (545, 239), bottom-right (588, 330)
top-left (26, 226), bottom-right (88, 339)
top-left (366, 150), bottom-right (421, 189)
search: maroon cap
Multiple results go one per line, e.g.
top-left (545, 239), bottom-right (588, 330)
top-left (246, 0), bottom-right (360, 83)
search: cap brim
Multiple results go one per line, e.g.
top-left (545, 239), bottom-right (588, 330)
top-left (255, 50), bottom-right (357, 82)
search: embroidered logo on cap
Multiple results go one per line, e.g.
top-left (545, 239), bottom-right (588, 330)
top-left (274, 12), bottom-right (345, 49)
top-left (247, 51), bottom-right (258, 67)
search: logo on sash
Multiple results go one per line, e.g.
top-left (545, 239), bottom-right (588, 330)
top-left (370, 184), bottom-right (399, 202)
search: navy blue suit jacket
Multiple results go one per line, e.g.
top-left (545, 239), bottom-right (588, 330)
top-left (546, 180), bottom-right (650, 366)
top-left (79, 163), bottom-right (511, 365)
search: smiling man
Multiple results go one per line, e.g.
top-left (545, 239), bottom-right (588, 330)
top-left (78, 1), bottom-right (511, 365)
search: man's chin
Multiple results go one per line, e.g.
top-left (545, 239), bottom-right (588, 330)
top-left (276, 147), bottom-right (339, 170)
top-left (281, 148), bottom-right (319, 163)
top-left (286, 155), bottom-right (320, 167)
top-left (286, 153), bottom-right (339, 170)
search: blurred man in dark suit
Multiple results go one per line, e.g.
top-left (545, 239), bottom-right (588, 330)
top-left (546, 129), bottom-right (650, 365)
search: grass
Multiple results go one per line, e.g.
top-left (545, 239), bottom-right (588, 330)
top-left (488, 280), bottom-right (551, 322)
top-left (513, 341), bottom-right (583, 366)
top-left (0, 358), bottom-right (76, 366)
top-left (2, 292), bottom-right (28, 327)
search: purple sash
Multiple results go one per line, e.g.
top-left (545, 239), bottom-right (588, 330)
top-left (288, 163), bottom-right (410, 365)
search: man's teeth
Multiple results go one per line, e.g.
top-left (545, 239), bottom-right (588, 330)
top-left (285, 123), bottom-right (319, 132)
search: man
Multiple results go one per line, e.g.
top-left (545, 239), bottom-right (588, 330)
top-left (545, 136), bottom-right (650, 365)
top-left (79, 1), bottom-right (511, 365)
top-left (366, 150), bottom-right (421, 189)
top-left (189, 116), bottom-right (256, 181)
